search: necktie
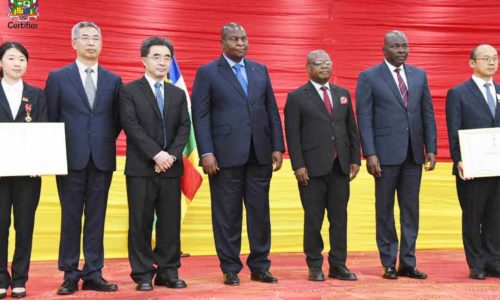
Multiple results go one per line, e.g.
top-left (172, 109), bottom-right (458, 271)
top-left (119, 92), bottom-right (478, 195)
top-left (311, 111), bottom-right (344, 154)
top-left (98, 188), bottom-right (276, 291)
top-left (320, 86), bottom-right (333, 116)
top-left (484, 83), bottom-right (496, 117)
top-left (84, 68), bottom-right (96, 109)
top-left (232, 64), bottom-right (248, 96)
top-left (154, 81), bottom-right (167, 147)
top-left (395, 68), bottom-right (408, 107)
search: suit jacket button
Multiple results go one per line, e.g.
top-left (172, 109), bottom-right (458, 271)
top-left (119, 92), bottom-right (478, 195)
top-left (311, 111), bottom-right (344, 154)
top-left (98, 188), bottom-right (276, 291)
top-left (331, 137), bottom-right (335, 140)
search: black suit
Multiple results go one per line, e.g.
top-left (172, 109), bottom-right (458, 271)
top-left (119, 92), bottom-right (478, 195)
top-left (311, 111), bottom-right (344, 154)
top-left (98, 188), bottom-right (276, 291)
top-left (45, 63), bottom-right (122, 281)
top-left (119, 77), bottom-right (190, 283)
top-left (0, 82), bottom-right (47, 289)
top-left (284, 81), bottom-right (360, 269)
top-left (446, 78), bottom-right (500, 271)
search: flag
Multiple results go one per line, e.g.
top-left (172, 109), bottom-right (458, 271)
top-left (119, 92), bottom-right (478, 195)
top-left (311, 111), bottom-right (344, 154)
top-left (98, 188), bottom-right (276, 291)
top-left (166, 57), bottom-right (203, 202)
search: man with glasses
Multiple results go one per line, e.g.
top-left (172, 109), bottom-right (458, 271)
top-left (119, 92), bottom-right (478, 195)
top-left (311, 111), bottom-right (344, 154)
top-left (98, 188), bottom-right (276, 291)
top-left (191, 22), bottom-right (285, 285)
top-left (356, 30), bottom-right (437, 280)
top-left (45, 21), bottom-right (122, 295)
top-left (284, 50), bottom-right (360, 281)
top-left (446, 44), bottom-right (500, 280)
top-left (119, 37), bottom-right (190, 291)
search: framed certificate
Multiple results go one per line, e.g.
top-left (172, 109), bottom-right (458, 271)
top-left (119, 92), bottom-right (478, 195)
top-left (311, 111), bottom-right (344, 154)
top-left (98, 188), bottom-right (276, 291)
top-left (459, 127), bottom-right (500, 178)
top-left (0, 123), bottom-right (68, 176)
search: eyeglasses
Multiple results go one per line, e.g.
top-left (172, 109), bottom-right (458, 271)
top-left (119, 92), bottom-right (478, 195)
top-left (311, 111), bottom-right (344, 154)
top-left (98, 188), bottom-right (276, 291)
top-left (475, 57), bottom-right (498, 63)
top-left (147, 55), bottom-right (172, 63)
top-left (310, 61), bottom-right (332, 67)
top-left (77, 35), bottom-right (101, 43)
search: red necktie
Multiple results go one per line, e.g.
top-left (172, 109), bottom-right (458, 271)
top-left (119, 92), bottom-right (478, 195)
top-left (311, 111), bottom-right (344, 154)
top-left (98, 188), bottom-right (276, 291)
top-left (395, 68), bottom-right (408, 107)
top-left (320, 86), bottom-right (332, 116)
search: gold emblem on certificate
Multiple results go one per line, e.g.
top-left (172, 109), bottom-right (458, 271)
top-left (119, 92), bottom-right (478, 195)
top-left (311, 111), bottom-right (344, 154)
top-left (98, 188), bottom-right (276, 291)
top-left (25, 103), bottom-right (32, 123)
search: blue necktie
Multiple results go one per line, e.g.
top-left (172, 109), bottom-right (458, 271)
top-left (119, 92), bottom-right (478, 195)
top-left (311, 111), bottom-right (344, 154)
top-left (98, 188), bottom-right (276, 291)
top-left (232, 64), bottom-right (248, 96)
top-left (484, 83), bottom-right (496, 117)
top-left (154, 81), bottom-right (167, 147)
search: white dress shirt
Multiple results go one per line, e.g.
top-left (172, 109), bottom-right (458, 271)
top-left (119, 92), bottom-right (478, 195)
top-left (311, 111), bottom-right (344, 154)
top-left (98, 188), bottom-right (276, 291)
top-left (1, 78), bottom-right (23, 118)
top-left (75, 60), bottom-right (98, 89)
top-left (144, 73), bottom-right (164, 99)
top-left (309, 80), bottom-right (333, 107)
top-left (472, 75), bottom-right (497, 107)
top-left (385, 59), bottom-right (409, 95)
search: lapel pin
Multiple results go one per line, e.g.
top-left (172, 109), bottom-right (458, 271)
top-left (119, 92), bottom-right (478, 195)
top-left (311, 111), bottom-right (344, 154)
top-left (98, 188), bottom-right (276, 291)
top-left (340, 96), bottom-right (348, 104)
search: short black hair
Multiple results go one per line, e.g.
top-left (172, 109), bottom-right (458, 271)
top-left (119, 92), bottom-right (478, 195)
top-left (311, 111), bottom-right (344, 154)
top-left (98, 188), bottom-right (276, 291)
top-left (140, 37), bottom-right (174, 58)
top-left (220, 22), bottom-right (245, 40)
top-left (0, 41), bottom-right (29, 78)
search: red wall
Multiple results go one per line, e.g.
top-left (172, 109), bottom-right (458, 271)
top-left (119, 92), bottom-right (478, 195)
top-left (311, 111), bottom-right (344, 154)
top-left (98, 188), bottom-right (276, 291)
top-left (2, 0), bottom-right (500, 160)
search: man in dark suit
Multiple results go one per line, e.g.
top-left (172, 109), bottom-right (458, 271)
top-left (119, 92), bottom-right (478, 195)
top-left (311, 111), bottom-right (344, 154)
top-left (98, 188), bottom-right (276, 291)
top-left (284, 50), bottom-right (361, 282)
top-left (356, 30), bottom-right (437, 280)
top-left (119, 37), bottom-right (190, 291)
top-left (45, 21), bottom-right (121, 294)
top-left (191, 22), bottom-right (285, 286)
top-left (446, 44), bottom-right (500, 280)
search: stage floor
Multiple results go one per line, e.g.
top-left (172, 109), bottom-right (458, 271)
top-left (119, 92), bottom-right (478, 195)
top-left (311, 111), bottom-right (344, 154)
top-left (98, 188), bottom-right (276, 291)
top-left (15, 250), bottom-right (500, 299)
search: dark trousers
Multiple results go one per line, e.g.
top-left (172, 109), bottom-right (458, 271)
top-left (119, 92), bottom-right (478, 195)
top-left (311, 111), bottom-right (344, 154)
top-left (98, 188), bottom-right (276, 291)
top-left (0, 176), bottom-right (40, 288)
top-left (56, 157), bottom-right (113, 281)
top-left (209, 159), bottom-right (273, 274)
top-left (456, 176), bottom-right (500, 270)
top-left (375, 155), bottom-right (422, 268)
top-left (126, 176), bottom-right (181, 284)
top-left (298, 160), bottom-right (350, 269)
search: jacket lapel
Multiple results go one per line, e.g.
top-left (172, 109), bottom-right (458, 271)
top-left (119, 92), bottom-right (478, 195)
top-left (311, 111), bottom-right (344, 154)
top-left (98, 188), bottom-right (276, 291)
top-left (245, 60), bottom-right (256, 102)
top-left (139, 77), bottom-right (163, 120)
top-left (304, 81), bottom-right (331, 121)
top-left (379, 62), bottom-right (405, 108)
top-left (0, 84), bottom-right (13, 120)
top-left (14, 82), bottom-right (34, 121)
top-left (405, 66), bottom-right (415, 110)
top-left (217, 56), bottom-right (248, 101)
top-left (93, 66), bottom-right (107, 110)
top-left (68, 63), bottom-right (93, 111)
top-left (465, 78), bottom-right (494, 120)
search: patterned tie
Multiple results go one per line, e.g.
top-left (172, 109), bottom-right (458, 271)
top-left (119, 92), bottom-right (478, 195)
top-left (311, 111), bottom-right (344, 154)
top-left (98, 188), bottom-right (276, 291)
top-left (154, 81), bottom-right (167, 147)
top-left (395, 68), bottom-right (408, 107)
top-left (84, 68), bottom-right (96, 109)
top-left (320, 86), bottom-right (333, 116)
top-left (232, 64), bottom-right (248, 96)
top-left (484, 83), bottom-right (496, 117)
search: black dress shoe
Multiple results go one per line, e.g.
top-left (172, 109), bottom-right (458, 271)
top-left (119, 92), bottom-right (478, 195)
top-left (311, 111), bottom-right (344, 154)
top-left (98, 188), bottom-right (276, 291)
top-left (250, 270), bottom-right (278, 283)
top-left (397, 266), bottom-right (427, 279)
top-left (328, 265), bottom-right (357, 281)
top-left (154, 277), bottom-right (187, 289)
top-left (57, 279), bottom-right (79, 295)
top-left (383, 266), bottom-right (398, 279)
top-left (223, 272), bottom-right (240, 286)
top-left (469, 268), bottom-right (486, 280)
top-left (11, 288), bottom-right (26, 298)
top-left (485, 266), bottom-right (500, 278)
top-left (308, 268), bottom-right (325, 281)
top-left (82, 277), bottom-right (118, 292)
top-left (136, 282), bottom-right (153, 291)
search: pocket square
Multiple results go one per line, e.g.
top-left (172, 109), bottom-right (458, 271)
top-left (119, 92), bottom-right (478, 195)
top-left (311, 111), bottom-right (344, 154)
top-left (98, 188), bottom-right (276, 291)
top-left (340, 96), bottom-right (348, 104)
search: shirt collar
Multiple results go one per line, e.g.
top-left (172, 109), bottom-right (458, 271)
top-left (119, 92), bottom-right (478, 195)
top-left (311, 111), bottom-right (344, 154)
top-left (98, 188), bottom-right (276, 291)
top-left (223, 53), bottom-right (245, 68)
top-left (75, 59), bottom-right (98, 74)
top-left (1, 78), bottom-right (23, 92)
top-left (472, 75), bottom-right (494, 88)
top-left (144, 73), bottom-right (163, 88)
top-left (384, 59), bottom-right (405, 73)
top-left (309, 80), bottom-right (329, 92)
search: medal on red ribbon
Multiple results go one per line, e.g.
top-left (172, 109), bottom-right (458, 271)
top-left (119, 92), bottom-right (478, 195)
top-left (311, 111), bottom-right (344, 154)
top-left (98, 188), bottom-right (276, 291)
top-left (25, 103), bottom-right (32, 122)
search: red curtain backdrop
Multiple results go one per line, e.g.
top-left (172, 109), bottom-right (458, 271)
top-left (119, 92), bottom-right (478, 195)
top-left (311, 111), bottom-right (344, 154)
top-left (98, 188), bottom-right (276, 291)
top-left (2, 0), bottom-right (500, 160)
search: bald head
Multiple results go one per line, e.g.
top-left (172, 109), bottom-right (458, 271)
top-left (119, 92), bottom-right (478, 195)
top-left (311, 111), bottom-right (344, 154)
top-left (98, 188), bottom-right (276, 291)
top-left (470, 44), bottom-right (497, 60)
top-left (221, 22), bottom-right (246, 40)
top-left (469, 44), bottom-right (498, 81)
top-left (383, 30), bottom-right (409, 67)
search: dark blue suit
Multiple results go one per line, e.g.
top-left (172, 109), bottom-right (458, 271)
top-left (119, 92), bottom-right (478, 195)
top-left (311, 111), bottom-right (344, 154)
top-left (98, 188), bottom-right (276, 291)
top-left (45, 62), bottom-right (121, 281)
top-left (356, 62), bottom-right (437, 268)
top-left (446, 78), bottom-right (500, 271)
top-left (192, 56), bottom-right (284, 273)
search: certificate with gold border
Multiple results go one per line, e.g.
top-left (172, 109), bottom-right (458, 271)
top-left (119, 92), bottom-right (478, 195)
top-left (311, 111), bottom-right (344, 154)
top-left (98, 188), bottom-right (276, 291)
top-left (0, 123), bottom-right (68, 176)
top-left (459, 127), bottom-right (500, 178)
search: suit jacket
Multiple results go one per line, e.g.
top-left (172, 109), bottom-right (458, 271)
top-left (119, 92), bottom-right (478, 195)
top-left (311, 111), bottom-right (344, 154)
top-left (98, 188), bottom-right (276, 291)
top-left (119, 77), bottom-right (190, 177)
top-left (356, 62), bottom-right (437, 165)
top-left (284, 82), bottom-right (360, 177)
top-left (446, 78), bottom-right (500, 175)
top-left (45, 63), bottom-right (122, 171)
top-left (0, 81), bottom-right (47, 123)
top-left (191, 55), bottom-right (285, 168)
